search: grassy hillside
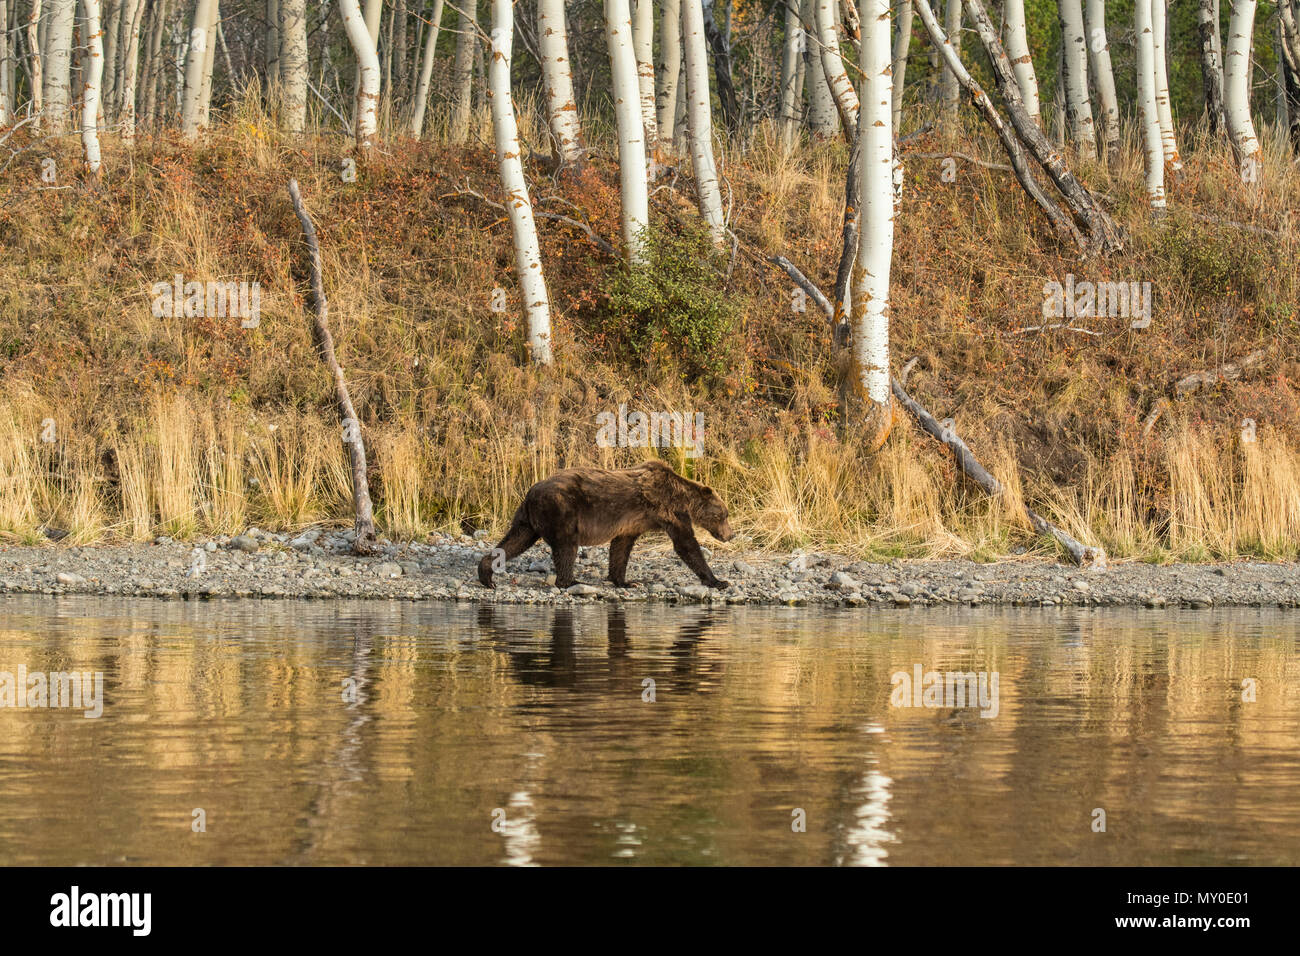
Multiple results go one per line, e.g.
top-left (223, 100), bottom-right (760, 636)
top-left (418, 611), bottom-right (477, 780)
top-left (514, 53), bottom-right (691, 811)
top-left (1, 93), bottom-right (1297, 561)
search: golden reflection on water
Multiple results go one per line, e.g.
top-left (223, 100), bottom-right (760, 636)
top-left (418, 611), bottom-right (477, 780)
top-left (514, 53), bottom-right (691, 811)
top-left (0, 596), bottom-right (1296, 865)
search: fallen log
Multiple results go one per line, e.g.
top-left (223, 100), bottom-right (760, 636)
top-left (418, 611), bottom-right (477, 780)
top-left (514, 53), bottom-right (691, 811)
top-left (1174, 349), bottom-right (1267, 398)
top-left (287, 179), bottom-right (378, 555)
top-left (769, 254), bottom-right (1107, 567)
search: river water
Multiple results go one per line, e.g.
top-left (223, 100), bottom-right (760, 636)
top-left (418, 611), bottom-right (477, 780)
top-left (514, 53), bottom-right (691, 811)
top-left (0, 596), bottom-right (1296, 865)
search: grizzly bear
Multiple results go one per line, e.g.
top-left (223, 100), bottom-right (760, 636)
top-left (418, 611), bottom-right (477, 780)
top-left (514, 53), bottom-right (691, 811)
top-left (478, 459), bottom-right (734, 590)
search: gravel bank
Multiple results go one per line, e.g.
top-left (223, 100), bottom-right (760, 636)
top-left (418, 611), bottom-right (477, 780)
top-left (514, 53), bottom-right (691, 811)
top-left (1, 528), bottom-right (1298, 608)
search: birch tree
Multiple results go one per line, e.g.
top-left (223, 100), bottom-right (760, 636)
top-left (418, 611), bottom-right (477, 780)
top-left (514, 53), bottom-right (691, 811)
top-left (657, 0), bottom-right (683, 148)
top-left (1084, 0), bottom-right (1119, 153)
top-left (1198, 0), bottom-right (1227, 132)
top-left (1001, 0), bottom-right (1039, 125)
top-left (1135, 0), bottom-right (1167, 208)
top-left (180, 0), bottom-right (217, 138)
top-left (816, 0), bottom-right (858, 138)
top-left (1225, 0), bottom-right (1261, 180)
top-left (281, 0), bottom-right (308, 133)
top-left (632, 0), bottom-right (657, 149)
top-left (340, 0), bottom-right (382, 147)
top-left (682, 0), bottom-right (725, 245)
top-left (1151, 0), bottom-right (1181, 170)
top-left (450, 0), bottom-right (477, 142)
top-left (26, 0), bottom-right (43, 130)
top-left (488, 0), bottom-right (552, 364)
top-left (940, 0), bottom-right (959, 116)
top-left (803, 0), bottom-right (839, 137)
top-left (852, 0), bottom-right (893, 442)
top-left (780, 0), bottom-right (803, 145)
top-left (81, 0), bottom-right (105, 174)
top-left (891, 0), bottom-right (912, 135)
top-left (409, 0), bottom-right (443, 136)
top-left (1058, 0), bottom-right (1097, 158)
top-left (266, 0), bottom-right (280, 86)
top-left (538, 0), bottom-right (584, 168)
top-left (606, 0), bottom-right (650, 263)
top-left (0, 1), bottom-right (9, 125)
top-left (44, 0), bottom-right (76, 133)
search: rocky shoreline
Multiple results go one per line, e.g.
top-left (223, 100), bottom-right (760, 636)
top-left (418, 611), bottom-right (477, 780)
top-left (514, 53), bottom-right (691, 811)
top-left (1, 527), bottom-right (1298, 608)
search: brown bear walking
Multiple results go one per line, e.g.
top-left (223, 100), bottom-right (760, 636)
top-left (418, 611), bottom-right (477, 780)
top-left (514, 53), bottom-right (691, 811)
top-left (478, 459), bottom-right (734, 590)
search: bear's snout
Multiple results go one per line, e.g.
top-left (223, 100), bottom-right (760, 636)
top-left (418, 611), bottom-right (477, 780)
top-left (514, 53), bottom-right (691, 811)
top-left (714, 520), bottom-right (734, 542)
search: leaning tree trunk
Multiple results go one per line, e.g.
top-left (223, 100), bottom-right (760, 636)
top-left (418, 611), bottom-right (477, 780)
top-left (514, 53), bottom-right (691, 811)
top-left (1282, 2), bottom-right (1300, 152)
top-left (1058, 0), bottom-right (1097, 159)
top-left (803, 0), bottom-right (839, 137)
top-left (180, 0), bottom-right (216, 138)
top-left (816, 0), bottom-right (859, 139)
top-left (913, 0), bottom-right (1086, 248)
top-left (1151, 0), bottom-right (1181, 170)
top-left (963, 0), bottom-right (1124, 252)
top-left (607, 0), bottom-right (651, 263)
top-left (44, 0), bottom-right (75, 133)
top-left (81, 0), bottom-right (105, 175)
top-left (488, 0), bottom-right (553, 365)
top-left (851, 0), bottom-right (894, 446)
top-left (892, 0), bottom-right (913, 135)
top-left (450, 0), bottom-right (477, 142)
top-left (538, 0), bottom-right (584, 169)
top-left (1135, 0), bottom-right (1168, 208)
top-left (1001, 0), bottom-right (1039, 125)
top-left (409, 0), bottom-right (444, 137)
top-left (286, 180), bottom-right (378, 555)
top-left (281, 0), bottom-right (308, 134)
top-left (1198, 0), bottom-right (1227, 133)
top-left (632, 0), bottom-right (657, 150)
top-left (656, 0), bottom-right (683, 149)
top-left (1225, 0), bottom-right (1261, 179)
top-left (682, 0), bottom-right (726, 245)
top-left (1084, 0), bottom-right (1120, 154)
top-left (340, 0), bottom-right (382, 148)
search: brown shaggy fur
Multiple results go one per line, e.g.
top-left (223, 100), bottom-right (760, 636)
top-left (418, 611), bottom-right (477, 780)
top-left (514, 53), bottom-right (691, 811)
top-left (478, 460), bottom-right (734, 589)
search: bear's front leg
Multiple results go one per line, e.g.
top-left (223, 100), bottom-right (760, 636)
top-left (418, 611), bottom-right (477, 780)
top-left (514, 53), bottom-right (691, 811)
top-left (667, 521), bottom-right (728, 589)
top-left (607, 534), bottom-right (641, 587)
top-left (549, 535), bottom-right (579, 589)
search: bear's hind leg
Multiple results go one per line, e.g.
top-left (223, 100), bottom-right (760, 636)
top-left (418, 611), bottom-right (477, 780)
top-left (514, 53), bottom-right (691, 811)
top-left (478, 520), bottom-right (540, 587)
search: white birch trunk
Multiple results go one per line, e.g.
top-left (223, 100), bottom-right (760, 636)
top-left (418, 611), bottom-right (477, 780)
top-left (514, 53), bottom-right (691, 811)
top-left (180, 0), bottom-right (215, 138)
top-left (450, 0), bottom-right (476, 142)
top-left (1135, 0), bottom-right (1167, 207)
top-left (44, 0), bottom-right (75, 133)
top-left (1084, 0), bottom-right (1119, 151)
top-left (281, 0), bottom-right (308, 133)
top-left (198, 0), bottom-right (218, 128)
top-left (409, 0), bottom-right (443, 136)
top-left (780, 0), bottom-right (804, 145)
top-left (119, 0), bottom-right (145, 140)
top-left (538, 0), bottom-right (583, 166)
top-left (853, 0), bottom-right (893, 426)
top-left (488, 0), bottom-right (552, 365)
top-left (657, 0), bottom-right (683, 148)
top-left (632, 0), bottom-right (657, 148)
top-left (1058, 0), bottom-right (1097, 158)
top-left (81, 0), bottom-right (104, 173)
top-left (607, 0), bottom-right (650, 263)
top-left (803, 0), bottom-right (838, 137)
top-left (26, 0), bottom-right (43, 130)
top-left (1225, 0), bottom-right (1261, 179)
top-left (266, 0), bottom-right (280, 86)
top-left (1151, 0), bottom-right (1181, 169)
top-left (340, 0), bottom-right (382, 147)
top-left (682, 0), bottom-right (725, 245)
top-left (892, 0), bottom-right (912, 135)
top-left (940, 0), bottom-right (959, 115)
top-left (816, 0), bottom-right (858, 137)
top-left (0, 0), bottom-right (9, 125)
top-left (1002, 0), bottom-right (1039, 125)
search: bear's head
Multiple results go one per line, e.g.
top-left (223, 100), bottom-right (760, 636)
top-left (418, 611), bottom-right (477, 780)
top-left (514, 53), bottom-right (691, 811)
top-left (693, 486), bottom-right (733, 542)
